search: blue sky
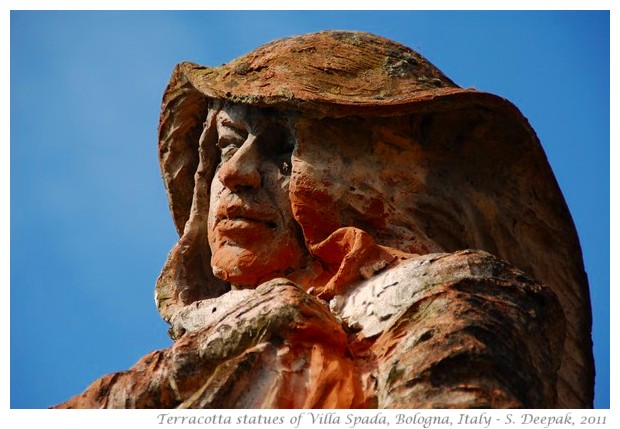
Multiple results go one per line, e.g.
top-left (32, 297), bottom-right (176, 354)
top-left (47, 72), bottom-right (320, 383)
top-left (10, 10), bottom-right (610, 409)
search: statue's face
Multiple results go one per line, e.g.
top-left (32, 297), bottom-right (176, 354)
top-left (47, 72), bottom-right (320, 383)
top-left (208, 104), bottom-right (307, 287)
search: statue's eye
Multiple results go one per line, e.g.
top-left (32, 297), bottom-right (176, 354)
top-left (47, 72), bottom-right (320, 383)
top-left (260, 125), bottom-right (294, 156)
top-left (217, 123), bottom-right (248, 161)
top-left (254, 124), bottom-right (295, 176)
top-left (277, 134), bottom-right (295, 156)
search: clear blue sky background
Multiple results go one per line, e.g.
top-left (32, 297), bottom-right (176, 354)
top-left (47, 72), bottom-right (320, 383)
top-left (10, 10), bottom-right (609, 409)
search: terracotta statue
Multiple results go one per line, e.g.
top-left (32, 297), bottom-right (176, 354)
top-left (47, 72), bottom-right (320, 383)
top-left (55, 30), bottom-right (593, 409)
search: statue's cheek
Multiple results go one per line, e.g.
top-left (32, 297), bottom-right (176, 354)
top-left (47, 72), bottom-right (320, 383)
top-left (289, 163), bottom-right (343, 246)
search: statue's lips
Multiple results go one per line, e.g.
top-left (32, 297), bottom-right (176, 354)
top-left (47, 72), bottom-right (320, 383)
top-left (213, 200), bottom-right (280, 243)
top-left (214, 217), bottom-right (277, 246)
top-left (216, 217), bottom-right (277, 230)
top-left (215, 202), bottom-right (278, 231)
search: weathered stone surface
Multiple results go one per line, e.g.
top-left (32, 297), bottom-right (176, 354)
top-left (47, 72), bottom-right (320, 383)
top-left (55, 30), bottom-right (593, 409)
top-left (55, 251), bottom-right (563, 409)
top-left (344, 250), bottom-right (565, 409)
top-left (56, 279), bottom-right (363, 408)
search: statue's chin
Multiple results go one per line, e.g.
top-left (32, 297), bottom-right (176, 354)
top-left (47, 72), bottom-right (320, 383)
top-left (210, 243), bottom-right (294, 288)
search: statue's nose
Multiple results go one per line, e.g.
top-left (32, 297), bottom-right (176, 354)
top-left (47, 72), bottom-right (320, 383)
top-left (217, 137), bottom-right (262, 192)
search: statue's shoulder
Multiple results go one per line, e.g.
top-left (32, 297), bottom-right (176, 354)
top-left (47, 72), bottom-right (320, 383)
top-left (332, 249), bottom-right (553, 339)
